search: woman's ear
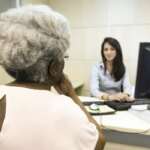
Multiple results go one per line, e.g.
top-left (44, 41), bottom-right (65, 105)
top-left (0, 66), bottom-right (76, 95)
top-left (48, 58), bottom-right (64, 85)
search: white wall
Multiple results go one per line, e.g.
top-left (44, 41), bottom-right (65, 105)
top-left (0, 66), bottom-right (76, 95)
top-left (48, 0), bottom-right (150, 95)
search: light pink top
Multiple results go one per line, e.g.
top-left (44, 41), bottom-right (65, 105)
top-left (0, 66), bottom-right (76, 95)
top-left (0, 85), bottom-right (98, 150)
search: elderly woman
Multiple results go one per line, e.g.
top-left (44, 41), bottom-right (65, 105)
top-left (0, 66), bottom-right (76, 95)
top-left (0, 5), bottom-right (105, 150)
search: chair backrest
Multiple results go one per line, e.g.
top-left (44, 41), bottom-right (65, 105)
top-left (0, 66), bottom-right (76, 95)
top-left (0, 94), bottom-right (6, 131)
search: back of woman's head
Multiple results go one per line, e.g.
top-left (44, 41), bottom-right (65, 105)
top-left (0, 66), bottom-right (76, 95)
top-left (0, 5), bottom-right (70, 84)
top-left (101, 37), bottom-right (125, 81)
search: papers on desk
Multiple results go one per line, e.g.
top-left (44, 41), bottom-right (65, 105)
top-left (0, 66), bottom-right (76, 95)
top-left (79, 96), bottom-right (150, 134)
top-left (101, 111), bottom-right (150, 133)
top-left (85, 105), bottom-right (116, 115)
top-left (79, 96), bottom-right (115, 115)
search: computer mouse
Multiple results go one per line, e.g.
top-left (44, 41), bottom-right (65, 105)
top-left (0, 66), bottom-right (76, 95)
top-left (90, 103), bottom-right (100, 111)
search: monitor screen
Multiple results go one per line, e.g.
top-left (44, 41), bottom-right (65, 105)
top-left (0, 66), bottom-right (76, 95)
top-left (135, 42), bottom-right (150, 98)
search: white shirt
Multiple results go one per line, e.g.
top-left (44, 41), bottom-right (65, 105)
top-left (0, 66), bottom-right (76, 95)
top-left (90, 62), bottom-right (132, 98)
top-left (0, 85), bottom-right (98, 150)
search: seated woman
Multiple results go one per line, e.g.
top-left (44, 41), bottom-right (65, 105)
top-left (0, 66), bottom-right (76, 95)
top-left (0, 5), bottom-right (105, 150)
top-left (90, 37), bottom-right (132, 101)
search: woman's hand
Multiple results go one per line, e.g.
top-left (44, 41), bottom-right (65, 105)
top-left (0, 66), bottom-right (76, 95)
top-left (108, 93), bottom-right (134, 101)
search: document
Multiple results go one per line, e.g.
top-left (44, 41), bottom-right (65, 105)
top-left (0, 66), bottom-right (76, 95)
top-left (101, 111), bottom-right (150, 133)
top-left (79, 96), bottom-right (115, 115)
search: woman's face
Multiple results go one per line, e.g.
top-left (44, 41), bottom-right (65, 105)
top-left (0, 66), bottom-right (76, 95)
top-left (103, 42), bottom-right (117, 62)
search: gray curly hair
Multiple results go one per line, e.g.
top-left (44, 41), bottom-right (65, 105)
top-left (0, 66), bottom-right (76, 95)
top-left (0, 5), bottom-right (70, 83)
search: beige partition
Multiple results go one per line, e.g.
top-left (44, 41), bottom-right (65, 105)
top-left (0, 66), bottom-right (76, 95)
top-left (0, 67), bottom-right (14, 84)
top-left (22, 0), bottom-right (49, 5)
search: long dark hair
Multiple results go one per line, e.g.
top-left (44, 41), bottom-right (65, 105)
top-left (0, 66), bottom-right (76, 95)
top-left (101, 37), bottom-right (125, 81)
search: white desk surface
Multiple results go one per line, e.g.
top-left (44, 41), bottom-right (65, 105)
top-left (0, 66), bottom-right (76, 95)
top-left (79, 96), bottom-right (150, 134)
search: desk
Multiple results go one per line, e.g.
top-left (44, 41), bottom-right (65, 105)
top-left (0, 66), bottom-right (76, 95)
top-left (79, 96), bottom-right (150, 148)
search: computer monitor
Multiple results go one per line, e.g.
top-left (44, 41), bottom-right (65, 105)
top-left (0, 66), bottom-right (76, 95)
top-left (135, 42), bottom-right (150, 98)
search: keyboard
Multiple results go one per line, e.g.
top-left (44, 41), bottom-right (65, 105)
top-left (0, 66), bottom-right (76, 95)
top-left (104, 99), bottom-right (150, 111)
